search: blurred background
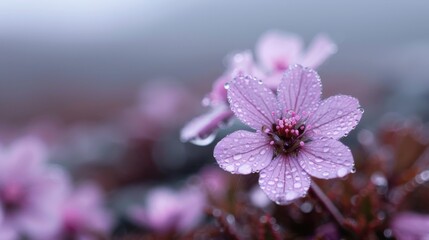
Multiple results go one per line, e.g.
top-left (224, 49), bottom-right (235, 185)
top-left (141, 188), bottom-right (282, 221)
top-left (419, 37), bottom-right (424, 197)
top-left (0, 1), bottom-right (428, 124)
top-left (0, 1), bottom-right (429, 239)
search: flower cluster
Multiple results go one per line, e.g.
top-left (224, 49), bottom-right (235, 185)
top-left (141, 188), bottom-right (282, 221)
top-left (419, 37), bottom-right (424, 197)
top-left (181, 31), bottom-right (337, 145)
top-left (0, 138), bottom-right (112, 240)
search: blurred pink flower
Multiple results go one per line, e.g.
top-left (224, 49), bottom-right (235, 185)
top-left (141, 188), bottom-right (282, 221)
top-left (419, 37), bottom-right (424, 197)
top-left (129, 186), bottom-right (205, 233)
top-left (391, 212), bottom-right (429, 240)
top-left (124, 81), bottom-right (198, 139)
top-left (198, 166), bottom-right (228, 199)
top-left (214, 65), bottom-right (362, 204)
top-left (182, 31), bottom-right (336, 145)
top-left (0, 137), bottom-right (68, 239)
top-left (51, 182), bottom-right (113, 240)
top-left (256, 31), bottom-right (336, 73)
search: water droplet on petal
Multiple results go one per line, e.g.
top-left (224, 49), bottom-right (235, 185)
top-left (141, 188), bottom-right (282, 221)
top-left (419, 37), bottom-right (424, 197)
top-left (285, 191), bottom-right (298, 201)
top-left (323, 147), bottom-right (330, 153)
top-left (337, 167), bottom-right (348, 177)
top-left (225, 165), bottom-right (235, 172)
top-left (238, 164), bottom-right (252, 174)
top-left (224, 82), bottom-right (230, 89)
top-left (233, 154), bottom-right (243, 160)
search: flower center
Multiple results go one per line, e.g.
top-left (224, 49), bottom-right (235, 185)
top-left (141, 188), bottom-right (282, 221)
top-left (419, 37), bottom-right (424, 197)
top-left (263, 111), bottom-right (307, 156)
top-left (274, 60), bottom-right (288, 71)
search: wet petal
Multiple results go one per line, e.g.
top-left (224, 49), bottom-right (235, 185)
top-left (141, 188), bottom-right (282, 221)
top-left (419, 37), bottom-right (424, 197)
top-left (298, 138), bottom-right (354, 179)
top-left (228, 75), bottom-right (281, 130)
top-left (306, 95), bottom-right (363, 140)
top-left (208, 75), bottom-right (229, 105)
top-left (277, 65), bottom-right (322, 116)
top-left (258, 155), bottom-right (311, 205)
top-left (214, 130), bottom-right (273, 174)
top-left (299, 34), bottom-right (337, 68)
top-left (256, 31), bottom-right (303, 72)
top-left (180, 104), bottom-right (234, 143)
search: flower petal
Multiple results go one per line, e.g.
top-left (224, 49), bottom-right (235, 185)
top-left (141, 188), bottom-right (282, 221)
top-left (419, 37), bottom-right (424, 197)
top-left (214, 130), bottom-right (273, 175)
top-left (180, 104), bottom-right (233, 143)
top-left (298, 138), bottom-right (354, 179)
top-left (258, 155), bottom-right (311, 205)
top-left (277, 65), bottom-right (322, 116)
top-left (299, 34), bottom-right (337, 68)
top-left (306, 95), bottom-right (363, 140)
top-left (228, 75), bottom-right (280, 130)
top-left (391, 212), bottom-right (429, 240)
top-left (256, 31), bottom-right (303, 72)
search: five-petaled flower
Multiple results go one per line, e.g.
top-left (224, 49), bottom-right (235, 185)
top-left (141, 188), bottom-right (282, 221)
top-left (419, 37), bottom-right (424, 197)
top-left (214, 65), bottom-right (363, 204)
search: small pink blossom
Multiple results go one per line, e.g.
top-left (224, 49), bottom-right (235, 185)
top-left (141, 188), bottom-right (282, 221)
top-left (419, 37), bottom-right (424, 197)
top-left (256, 31), bottom-right (337, 73)
top-left (51, 182), bottom-right (113, 240)
top-left (198, 166), bottom-right (228, 199)
top-left (182, 31), bottom-right (336, 144)
top-left (124, 81), bottom-right (198, 139)
top-left (129, 186), bottom-right (205, 233)
top-left (0, 137), bottom-right (68, 239)
top-left (214, 65), bottom-right (362, 204)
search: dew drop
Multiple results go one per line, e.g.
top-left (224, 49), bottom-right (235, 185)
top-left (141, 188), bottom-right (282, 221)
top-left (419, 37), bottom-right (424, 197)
top-left (238, 164), bottom-right (252, 174)
top-left (337, 167), bottom-right (348, 177)
top-left (285, 191), bottom-right (298, 201)
top-left (224, 82), bottom-right (230, 89)
top-left (225, 165), bottom-right (235, 172)
top-left (294, 182), bottom-right (302, 188)
top-left (201, 96), bottom-right (211, 106)
top-left (323, 147), bottom-right (330, 153)
top-left (233, 154), bottom-right (243, 160)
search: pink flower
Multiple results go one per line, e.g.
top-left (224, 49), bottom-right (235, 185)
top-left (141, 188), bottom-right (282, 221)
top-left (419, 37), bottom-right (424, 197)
top-left (182, 31), bottom-right (336, 144)
top-left (390, 212), bottom-right (429, 240)
top-left (124, 81), bottom-right (198, 139)
top-left (129, 186), bottom-right (205, 233)
top-left (51, 182), bottom-right (113, 240)
top-left (198, 166), bottom-right (228, 199)
top-left (214, 65), bottom-right (362, 204)
top-left (256, 31), bottom-right (337, 73)
top-left (0, 137), bottom-right (68, 239)
top-left (257, 31), bottom-right (337, 88)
